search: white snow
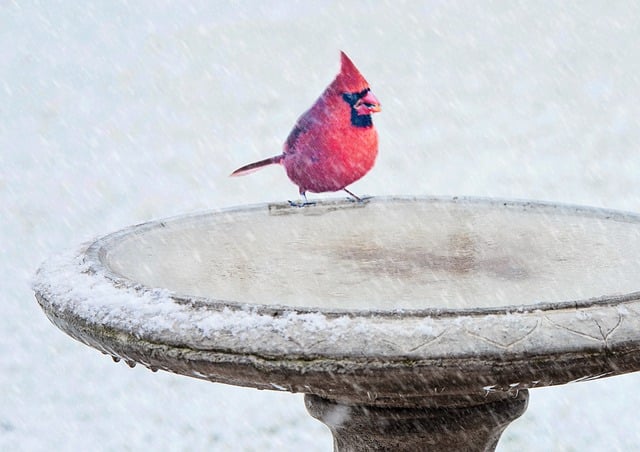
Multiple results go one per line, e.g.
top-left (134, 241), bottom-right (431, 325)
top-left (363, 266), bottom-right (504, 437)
top-left (32, 244), bottom-right (454, 356)
top-left (4, 1), bottom-right (640, 451)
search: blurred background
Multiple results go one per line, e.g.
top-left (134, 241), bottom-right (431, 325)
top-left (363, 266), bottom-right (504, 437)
top-left (3, 1), bottom-right (640, 450)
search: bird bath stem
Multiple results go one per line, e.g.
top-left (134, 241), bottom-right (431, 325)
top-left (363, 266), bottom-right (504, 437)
top-left (305, 392), bottom-right (529, 451)
top-left (33, 197), bottom-right (640, 451)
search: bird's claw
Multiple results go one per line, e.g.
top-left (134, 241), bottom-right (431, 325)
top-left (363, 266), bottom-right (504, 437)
top-left (288, 199), bottom-right (317, 208)
top-left (347, 195), bottom-right (372, 204)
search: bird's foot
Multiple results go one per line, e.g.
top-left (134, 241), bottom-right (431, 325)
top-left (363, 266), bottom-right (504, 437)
top-left (288, 191), bottom-right (316, 207)
top-left (343, 188), bottom-right (372, 203)
top-left (288, 199), bottom-right (316, 208)
top-left (347, 195), bottom-right (372, 204)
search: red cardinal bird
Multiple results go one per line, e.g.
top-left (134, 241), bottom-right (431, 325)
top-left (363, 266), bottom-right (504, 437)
top-left (231, 51), bottom-right (381, 203)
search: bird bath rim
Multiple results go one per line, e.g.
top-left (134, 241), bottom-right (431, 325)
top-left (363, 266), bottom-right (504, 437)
top-left (86, 195), bottom-right (640, 316)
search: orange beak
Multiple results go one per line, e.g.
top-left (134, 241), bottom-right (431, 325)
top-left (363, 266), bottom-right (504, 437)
top-left (355, 90), bottom-right (382, 114)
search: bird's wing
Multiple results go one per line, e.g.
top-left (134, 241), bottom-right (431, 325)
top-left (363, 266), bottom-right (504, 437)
top-left (284, 121), bottom-right (307, 154)
top-left (284, 102), bottom-right (324, 155)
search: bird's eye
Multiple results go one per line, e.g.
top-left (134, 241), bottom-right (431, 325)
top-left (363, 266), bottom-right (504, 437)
top-left (342, 93), bottom-right (359, 105)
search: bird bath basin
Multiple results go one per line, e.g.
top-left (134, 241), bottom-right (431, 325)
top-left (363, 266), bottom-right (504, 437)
top-left (34, 197), bottom-right (640, 451)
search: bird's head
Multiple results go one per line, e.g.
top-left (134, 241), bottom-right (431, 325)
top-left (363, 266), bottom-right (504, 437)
top-left (331, 51), bottom-right (381, 127)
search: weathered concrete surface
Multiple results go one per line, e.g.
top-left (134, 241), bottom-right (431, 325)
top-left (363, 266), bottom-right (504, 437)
top-left (305, 392), bottom-right (529, 451)
top-left (34, 197), bottom-right (640, 450)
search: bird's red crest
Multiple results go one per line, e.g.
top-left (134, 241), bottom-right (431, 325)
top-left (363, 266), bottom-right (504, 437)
top-left (332, 51), bottom-right (370, 93)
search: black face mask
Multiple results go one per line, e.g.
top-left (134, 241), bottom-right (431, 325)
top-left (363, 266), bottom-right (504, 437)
top-left (342, 89), bottom-right (374, 128)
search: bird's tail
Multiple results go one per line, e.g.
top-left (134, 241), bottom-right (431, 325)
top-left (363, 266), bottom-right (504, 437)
top-left (230, 155), bottom-right (284, 177)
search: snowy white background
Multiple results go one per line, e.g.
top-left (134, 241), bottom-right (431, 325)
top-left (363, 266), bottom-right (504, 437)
top-left (3, 1), bottom-right (640, 450)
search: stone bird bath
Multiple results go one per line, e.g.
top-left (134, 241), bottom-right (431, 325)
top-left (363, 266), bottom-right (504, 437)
top-left (34, 197), bottom-right (640, 451)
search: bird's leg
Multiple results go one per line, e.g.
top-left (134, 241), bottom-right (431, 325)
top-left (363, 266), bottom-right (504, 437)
top-left (343, 188), bottom-right (361, 201)
top-left (288, 190), bottom-right (316, 208)
top-left (343, 188), bottom-right (372, 203)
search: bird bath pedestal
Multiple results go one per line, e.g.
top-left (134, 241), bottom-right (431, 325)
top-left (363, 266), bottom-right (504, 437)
top-left (34, 197), bottom-right (640, 451)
